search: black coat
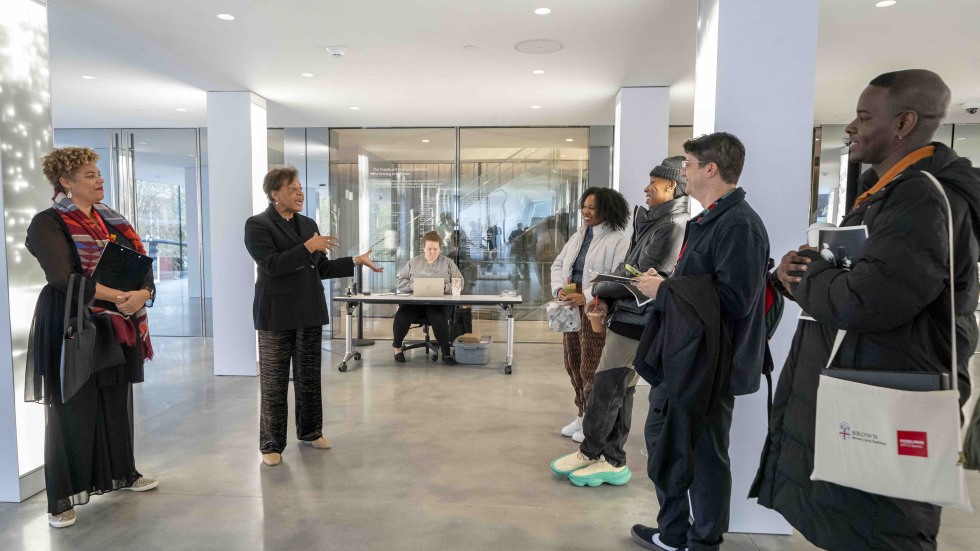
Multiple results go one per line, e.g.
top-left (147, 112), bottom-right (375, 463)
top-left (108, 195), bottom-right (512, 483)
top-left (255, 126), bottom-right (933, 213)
top-left (244, 205), bottom-right (354, 331)
top-left (594, 197), bottom-right (689, 336)
top-left (751, 143), bottom-right (980, 550)
top-left (634, 275), bottom-right (731, 495)
top-left (654, 187), bottom-right (770, 396)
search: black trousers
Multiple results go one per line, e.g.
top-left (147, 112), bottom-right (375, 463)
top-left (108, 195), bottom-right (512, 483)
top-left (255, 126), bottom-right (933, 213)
top-left (645, 383), bottom-right (735, 551)
top-left (258, 327), bottom-right (324, 454)
top-left (580, 367), bottom-right (635, 467)
top-left (391, 305), bottom-right (452, 356)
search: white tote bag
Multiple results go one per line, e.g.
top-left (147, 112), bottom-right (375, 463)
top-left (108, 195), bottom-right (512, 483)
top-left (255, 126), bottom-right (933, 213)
top-left (810, 172), bottom-right (973, 511)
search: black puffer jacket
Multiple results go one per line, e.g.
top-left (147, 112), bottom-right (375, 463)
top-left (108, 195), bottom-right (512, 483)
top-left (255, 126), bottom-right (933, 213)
top-left (593, 197), bottom-right (689, 338)
top-left (751, 143), bottom-right (980, 550)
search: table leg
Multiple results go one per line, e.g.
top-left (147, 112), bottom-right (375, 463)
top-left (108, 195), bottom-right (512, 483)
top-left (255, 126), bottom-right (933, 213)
top-left (504, 303), bottom-right (514, 374)
top-left (339, 301), bottom-right (357, 372)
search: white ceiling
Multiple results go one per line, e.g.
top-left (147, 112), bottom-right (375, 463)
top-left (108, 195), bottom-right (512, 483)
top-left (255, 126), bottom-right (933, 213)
top-left (46, 0), bottom-right (980, 129)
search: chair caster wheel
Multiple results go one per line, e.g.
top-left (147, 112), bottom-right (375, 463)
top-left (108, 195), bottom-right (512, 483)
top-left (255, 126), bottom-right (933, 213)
top-left (504, 365), bottom-right (512, 374)
top-left (353, 352), bottom-right (361, 360)
top-left (431, 354), bottom-right (438, 361)
top-left (338, 363), bottom-right (347, 372)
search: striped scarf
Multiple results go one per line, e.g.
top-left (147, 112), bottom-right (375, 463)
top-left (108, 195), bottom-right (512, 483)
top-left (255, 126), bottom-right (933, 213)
top-left (53, 193), bottom-right (153, 360)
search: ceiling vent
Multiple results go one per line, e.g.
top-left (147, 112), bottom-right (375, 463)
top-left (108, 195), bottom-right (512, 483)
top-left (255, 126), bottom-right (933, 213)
top-left (515, 40), bottom-right (563, 54)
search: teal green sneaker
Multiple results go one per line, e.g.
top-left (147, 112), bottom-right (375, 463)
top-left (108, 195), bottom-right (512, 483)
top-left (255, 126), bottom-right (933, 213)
top-left (550, 451), bottom-right (597, 476)
top-left (568, 459), bottom-right (631, 487)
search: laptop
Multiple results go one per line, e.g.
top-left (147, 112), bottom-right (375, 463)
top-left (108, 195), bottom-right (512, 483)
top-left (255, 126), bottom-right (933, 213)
top-left (413, 277), bottom-right (446, 297)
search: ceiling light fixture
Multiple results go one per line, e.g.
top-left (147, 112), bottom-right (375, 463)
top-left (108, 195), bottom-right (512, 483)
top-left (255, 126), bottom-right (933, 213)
top-left (81, 75), bottom-right (95, 80)
top-left (531, 105), bottom-right (542, 109)
top-left (301, 73), bottom-right (314, 77)
top-left (349, 106), bottom-right (360, 110)
top-left (176, 108), bottom-right (187, 112)
top-left (533, 70), bottom-right (545, 75)
top-left (422, 139), bottom-right (430, 143)
top-left (565, 138), bottom-right (574, 142)
top-left (217, 14), bottom-right (235, 21)
top-left (534, 8), bottom-right (552, 15)
top-left (875, 1), bottom-right (896, 7)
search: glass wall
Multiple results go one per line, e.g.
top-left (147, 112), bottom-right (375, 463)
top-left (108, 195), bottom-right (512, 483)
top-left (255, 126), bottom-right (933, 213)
top-left (323, 127), bottom-right (590, 342)
top-left (458, 127), bottom-right (589, 318)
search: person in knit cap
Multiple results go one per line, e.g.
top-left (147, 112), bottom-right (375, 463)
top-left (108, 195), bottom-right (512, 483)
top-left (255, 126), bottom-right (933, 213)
top-left (550, 157), bottom-right (689, 487)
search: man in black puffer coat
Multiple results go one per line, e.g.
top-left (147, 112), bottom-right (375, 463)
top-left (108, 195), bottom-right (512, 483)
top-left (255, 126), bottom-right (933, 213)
top-left (549, 157), bottom-right (689, 487)
top-left (751, 70), bottom-right (980, 550)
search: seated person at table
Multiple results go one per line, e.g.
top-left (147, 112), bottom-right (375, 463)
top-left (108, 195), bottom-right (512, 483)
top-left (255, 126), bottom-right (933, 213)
top-left (393, 231), bottom-right (461, 365)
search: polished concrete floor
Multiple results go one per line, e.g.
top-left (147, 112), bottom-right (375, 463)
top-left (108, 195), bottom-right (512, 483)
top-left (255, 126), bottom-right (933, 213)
top-left (1, 337), bottom-right (978, 550)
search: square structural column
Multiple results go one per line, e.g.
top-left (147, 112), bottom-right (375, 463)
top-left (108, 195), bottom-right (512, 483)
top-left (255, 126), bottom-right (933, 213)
top-left (613, 87), bottom-right (670, 218)
top-left (0, 0), bottom-right (55, 502)
top-left (206, 92), bottom-right (268, 376)
top-left (694, 0), bottom-right (819, 535)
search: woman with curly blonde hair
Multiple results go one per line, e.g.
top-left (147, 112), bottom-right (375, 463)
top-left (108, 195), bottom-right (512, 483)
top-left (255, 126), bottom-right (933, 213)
top-left (27, 146), bottom-right (158, 528)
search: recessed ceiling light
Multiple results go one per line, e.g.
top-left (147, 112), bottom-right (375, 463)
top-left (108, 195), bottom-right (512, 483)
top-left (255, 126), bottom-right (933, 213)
top-left (188, 154), bottom-right (195, 157)
top-left (81, 75), bottom-right (96, 80)
top-left (815, 138), bottom-right (820, 141)
top-left (176, 108), bottom-right (187, 112)
top-left (301, 73), bottom-right (314, 77)
top-left (956, 137), bottom-right (967, 140)
top-left (531, 105), bottom-right (542, 109)
top-left (422, 139), bottom-right (430, 143)
top-left (349, 106), bottom-right (360, 110)
top-left (875, 1), bottom-right (896, 7)
top-left (217, 14), bottom-right (235, 20)
top-left (139, 142), bottom-right (147, 145)
top-left (565, 138), bottom-right (574, 142)
top-left (535, 8), bottom-right (552, 15)
top-left (533, 70), bottom-right (546, 75)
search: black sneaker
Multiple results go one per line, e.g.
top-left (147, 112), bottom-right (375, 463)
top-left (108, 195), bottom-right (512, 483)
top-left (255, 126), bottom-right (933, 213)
top-left (442, 356), bottom-right (457, 366)
top-left (630, 524), bottom-right (687, 551)
top-left (394, 352), bottom-right (406, 363)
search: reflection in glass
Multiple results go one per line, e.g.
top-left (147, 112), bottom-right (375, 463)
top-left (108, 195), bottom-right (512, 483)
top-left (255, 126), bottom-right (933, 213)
top-left (459, 127), bottom-right (590, 321)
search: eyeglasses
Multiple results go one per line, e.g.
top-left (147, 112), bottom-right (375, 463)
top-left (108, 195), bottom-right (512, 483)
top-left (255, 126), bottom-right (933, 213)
top-left (681, 159), bottom-right (708, 169)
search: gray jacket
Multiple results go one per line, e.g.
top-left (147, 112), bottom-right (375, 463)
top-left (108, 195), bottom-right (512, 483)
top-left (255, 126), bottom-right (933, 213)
top-left (396, 254), bottom-right (460, 294)
top-left (593, 197), bottom-right (689, 334)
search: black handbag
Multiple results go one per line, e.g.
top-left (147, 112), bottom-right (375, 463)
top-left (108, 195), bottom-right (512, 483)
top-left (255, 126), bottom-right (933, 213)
top-left (60, 273), bottom-right (97, 403)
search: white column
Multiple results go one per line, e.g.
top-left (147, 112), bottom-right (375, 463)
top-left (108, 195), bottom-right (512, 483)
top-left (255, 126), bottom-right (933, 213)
top-left (0, 0), bottom-right (54, 502)
top-left (206, 92), bottom-right (268, 376)
top-left (613, 87), bottom-right (670, 217)
top-left (694, 0), bottom-right (818, 534)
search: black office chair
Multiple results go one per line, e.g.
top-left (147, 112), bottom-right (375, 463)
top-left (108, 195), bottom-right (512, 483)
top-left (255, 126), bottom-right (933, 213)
top-left (401, 304), bottom-right (457, 362)
top-left (402, 322), bottom-right (440, 361)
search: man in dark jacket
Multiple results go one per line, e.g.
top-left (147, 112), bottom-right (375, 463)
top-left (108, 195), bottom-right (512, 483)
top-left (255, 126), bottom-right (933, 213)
top-left (753, 70), bottom-right (980, 550)
top-left (549, 157), bottom-right (689, 486)
top-left (631, 133), bottom-right (771, 551)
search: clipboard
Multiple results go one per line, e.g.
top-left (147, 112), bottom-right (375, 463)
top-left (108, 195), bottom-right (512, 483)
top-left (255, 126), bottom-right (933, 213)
top-left (92, 241), bottom-right (154, 291)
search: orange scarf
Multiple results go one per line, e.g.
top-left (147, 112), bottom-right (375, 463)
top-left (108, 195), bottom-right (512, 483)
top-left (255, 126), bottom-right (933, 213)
top-left (852, 145), bottom-right (935, 208)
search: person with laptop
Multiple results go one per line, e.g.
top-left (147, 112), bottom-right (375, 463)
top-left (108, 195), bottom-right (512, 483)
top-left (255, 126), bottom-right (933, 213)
top-left (27, 147), bottom-right (159, 528)
top-left (392, 230), bottom-right (462, 365)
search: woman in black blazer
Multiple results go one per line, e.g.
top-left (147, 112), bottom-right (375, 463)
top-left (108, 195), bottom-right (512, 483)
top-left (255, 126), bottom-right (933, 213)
top-left (244, 167), bottom-right (380, 466)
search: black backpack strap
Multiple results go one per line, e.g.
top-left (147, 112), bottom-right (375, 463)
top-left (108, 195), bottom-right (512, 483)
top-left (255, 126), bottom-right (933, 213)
top-left (763, 339), bottom-right (774, 421)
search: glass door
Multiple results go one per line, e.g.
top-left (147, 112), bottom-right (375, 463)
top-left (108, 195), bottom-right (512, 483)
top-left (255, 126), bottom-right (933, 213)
top-left (126, 128), bottom-right (205, 337)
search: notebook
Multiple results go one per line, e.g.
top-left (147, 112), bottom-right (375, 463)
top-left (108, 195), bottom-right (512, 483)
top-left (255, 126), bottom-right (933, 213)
top-left (92, 241), bottom-right (154, 292)
top-left (413, 277), bottom-right (446, 297)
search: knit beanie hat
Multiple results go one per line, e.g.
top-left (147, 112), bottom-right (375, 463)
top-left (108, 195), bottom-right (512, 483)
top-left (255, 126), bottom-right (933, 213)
top-left (649, 156), bottom-right (687, 196)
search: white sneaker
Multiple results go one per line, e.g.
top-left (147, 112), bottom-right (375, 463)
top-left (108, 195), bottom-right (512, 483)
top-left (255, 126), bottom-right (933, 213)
top-left (48, 509), bottom-right (76, 528)
top-left (572, 429), bottom-right (585, 443)
top-left (550, 451), bottom-right (598, 476)
top-left (561, 416), bottom-right (583, 437)
top-left (120, 477), bottom-right (159, 492)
